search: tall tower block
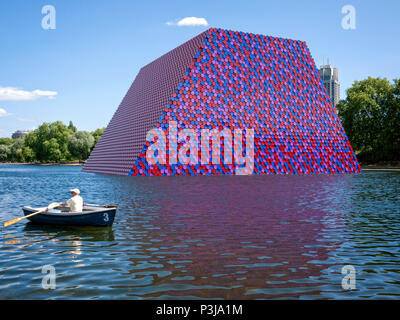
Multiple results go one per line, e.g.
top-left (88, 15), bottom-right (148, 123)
top-left (319, 65), bottom-right (340, 107)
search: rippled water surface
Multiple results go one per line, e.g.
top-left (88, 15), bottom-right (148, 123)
top-left (0, 164), bottom-right (399, 299)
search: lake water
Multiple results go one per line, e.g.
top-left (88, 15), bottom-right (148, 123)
top-left (0, 164), bottom-right (399, 299)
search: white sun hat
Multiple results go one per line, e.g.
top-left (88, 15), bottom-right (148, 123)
top-left (70, 188), bottom-right (80, 195)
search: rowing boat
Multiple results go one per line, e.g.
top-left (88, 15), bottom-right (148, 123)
top-left (22, 205), bottom-right (117, 227)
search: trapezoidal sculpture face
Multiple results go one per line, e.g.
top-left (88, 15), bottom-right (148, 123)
top-left (83, 28), bottom-right (361, 176)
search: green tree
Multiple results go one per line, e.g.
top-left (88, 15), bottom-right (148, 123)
top-left (0, 138), bottom-right (14, 146)
top-left (22, 146), bottom-right (35, 162)
top-left (68, 121), bottom-right (77, 133)
top-left (68, 131), bottom-right (95, 160)
top-left (43, 138), bottom-right (62, 161)
top-left (0, 145), bottom-right (9, 161)
top-left (383, 79), bottom-right (400, 161)
top-left (9, 139), bottom-right (25, 162)
top-left (338, 77), bottom-right (400, 163)
top-left (24, 121), bottom-right (71, 161)
top-left (91, 128), bottom-right (105, 150)
top-left (48, 121), bottom-right (72, 159)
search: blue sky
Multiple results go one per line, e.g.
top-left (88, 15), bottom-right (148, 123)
top-left (0, 0), bottom-right (399, 137)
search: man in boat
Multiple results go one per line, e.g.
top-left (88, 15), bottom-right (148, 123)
top-left (60, 188), bottom-right (83, 213)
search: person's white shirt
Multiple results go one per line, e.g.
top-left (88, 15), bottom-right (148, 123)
top-left (66, 195), bottom-right (83, 212)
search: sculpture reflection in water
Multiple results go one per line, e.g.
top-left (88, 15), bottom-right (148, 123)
top-left (112, 174), bottom-right (354, 299)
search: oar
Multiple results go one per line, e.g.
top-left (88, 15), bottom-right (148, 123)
top-left (3, 202), bottom-right (60, 228)
top-left (84, 203), bottom-right (118, 208)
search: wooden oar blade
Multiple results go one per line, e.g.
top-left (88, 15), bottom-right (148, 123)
top-left (3, 202), bottom-right (59, 228)
top-left (3, 210), bottom-right (43, 227)
top-left (3, 216), bottom-right (26, 228)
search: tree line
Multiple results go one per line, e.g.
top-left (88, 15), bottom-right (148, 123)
top-left (0, 121), bottom-right (104, 163)
top-left (337, 77), bottom-right (400, 164)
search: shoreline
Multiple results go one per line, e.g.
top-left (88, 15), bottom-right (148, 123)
top-left (1, 163), bottom-right (399, 171)
top-left (361, 165), bottom-right (400, 172)
top-left (0, 162), bottom-right (84, 166)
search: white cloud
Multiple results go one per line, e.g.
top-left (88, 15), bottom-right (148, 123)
top-left (166, 17), bottom-right (209, 27)
top-left (0, 87), bottom-right (57, 101)
top-left (0, 108), bottom-right (12, 117)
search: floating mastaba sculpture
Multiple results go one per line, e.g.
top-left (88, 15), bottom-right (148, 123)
top-left (83, 28), bottom-right (360, 176)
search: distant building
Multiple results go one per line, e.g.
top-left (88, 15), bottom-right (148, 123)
top-left (319, 65), bottom-right (340, 107)
top-left (11, 130), bottom-right (30, 139)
